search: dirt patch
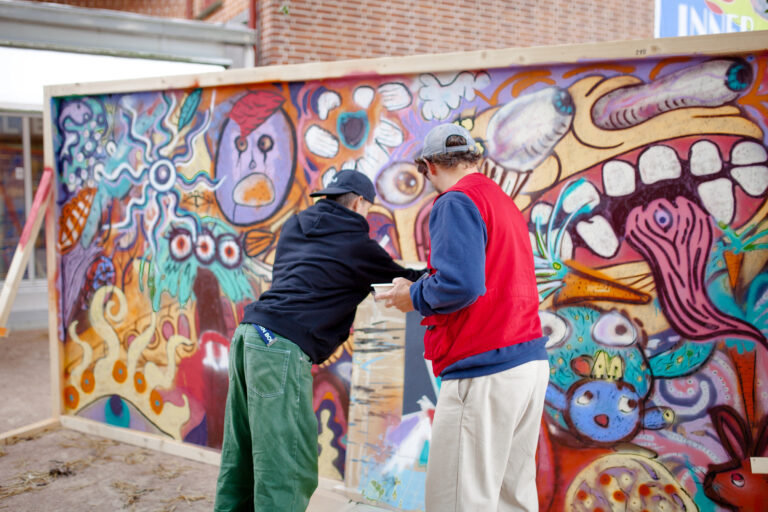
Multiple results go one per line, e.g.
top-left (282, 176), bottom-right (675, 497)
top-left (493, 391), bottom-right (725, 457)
top-left (0, 329), bottom-right (50, 433)
top-left (0, 428), bottom-right (216, 510)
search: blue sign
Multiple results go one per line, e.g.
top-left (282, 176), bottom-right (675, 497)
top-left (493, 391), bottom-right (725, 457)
top-left (655, 0), bottom-right (767, 37)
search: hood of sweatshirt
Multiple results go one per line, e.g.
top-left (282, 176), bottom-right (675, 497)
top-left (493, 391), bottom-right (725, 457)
top-left (297, 199), bottom-right (368, 237)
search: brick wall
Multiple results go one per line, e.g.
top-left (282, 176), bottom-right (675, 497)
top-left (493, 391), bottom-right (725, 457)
top-left (37, 0), bottom-right (189, 19)
top-left (29, 0), bottom-right (656, 65)
top-left (204, 0), bottom-right (249, 23)
top-left (254, 0), bottom-right (655, 66)
top-left (32, 0), bottom-right (247, 21)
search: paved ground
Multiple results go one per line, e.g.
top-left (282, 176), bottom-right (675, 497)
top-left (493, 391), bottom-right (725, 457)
top-left (0, 329), bottom-right (391, 511)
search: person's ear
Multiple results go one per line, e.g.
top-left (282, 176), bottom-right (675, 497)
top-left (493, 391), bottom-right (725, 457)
top-left (351, 194), bottom-right (366, 214)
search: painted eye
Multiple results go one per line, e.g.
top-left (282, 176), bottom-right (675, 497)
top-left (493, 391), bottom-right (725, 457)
top-left (726, 60), bottom-right (751, 92)
top-left (149, 159), bottom-right (176, 192)
top-left (576, 390), bottom-right (594, 405)
top-left (618, 395), bottom-right (638, 413)
top-left (258, 134), bottom-right (274, 153)
top-left (217, 234), bottom-right (242, 269)
top-left (235, 135), bottom-right (248, 153)
top-left (592, 311), bottom-right (637, 346)
top-left (539, 311), bottom-right (569, 348)
top-left (195, 232), bottom-right (216, 264)
top-left (653, 206), bottom-right (673, 231)
top-left (376, 162), bottom-right (425, 205)
top-left (169, 228), bottom-right (193, 261)
top-left (731, 473), bottom-right (745, 487)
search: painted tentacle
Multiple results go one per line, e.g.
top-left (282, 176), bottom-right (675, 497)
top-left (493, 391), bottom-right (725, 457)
top-left (626, 196), bottom-right (767, 347)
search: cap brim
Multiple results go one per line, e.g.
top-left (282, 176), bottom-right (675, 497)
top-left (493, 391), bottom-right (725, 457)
top-left (309, 187), bottom-right (349, 197)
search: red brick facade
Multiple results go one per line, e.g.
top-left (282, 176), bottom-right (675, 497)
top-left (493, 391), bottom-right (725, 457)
top-left (32, 0), bottom-right (655, 66)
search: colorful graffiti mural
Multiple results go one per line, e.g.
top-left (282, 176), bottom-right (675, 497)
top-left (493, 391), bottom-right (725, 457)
top-left (51, 44), bottom-right (768, 508)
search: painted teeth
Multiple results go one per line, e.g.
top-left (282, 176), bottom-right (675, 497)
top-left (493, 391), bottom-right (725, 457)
top-left (730, 141), bottom-right (768, 196)
top-left (304, 125), bottom-right (339, 158)
top-left (563, 180), bottom-right (600, 213)
top-left (317, 90), bottom-right (341, 120)
top-left (353, 86), bottom-right (375, 109)
top-left (481, 157), bottom-right (524, 196)
top-left (530, 202), bottom-right (553, 225)
top-left (575, 215), bottom-right (619, 258)
top-left (638, 145), bottom-right (682, 184)
top-left (689, 140), bottom-right (722, 176)
top-left (373, 119), bottom-right (404, 148)
top-left (377, 83), bottom-right (412, 111)
top-left (602, 160), bottom-right (636, 197)
top-left (697, 178), bottom-right (734, 224)
top-left (732, 166), bottom-right (768, 196)
top-left (731, 141), bottom-right (767, 165)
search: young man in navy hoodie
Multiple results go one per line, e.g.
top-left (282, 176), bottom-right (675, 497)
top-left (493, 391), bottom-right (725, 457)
top-left (215, 170), bottom-right (423, 511)
top-left (379, 124), bottom-right (549, 511)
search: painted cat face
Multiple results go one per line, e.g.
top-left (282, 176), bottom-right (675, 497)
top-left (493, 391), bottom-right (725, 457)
top-left (566, 379), bottom-right (641, 444)
top-left (215, 91), bottom-right (296, 225)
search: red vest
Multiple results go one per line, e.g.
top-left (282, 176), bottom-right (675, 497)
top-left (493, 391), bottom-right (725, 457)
top-left (422, 173), bottom-right (542, 376)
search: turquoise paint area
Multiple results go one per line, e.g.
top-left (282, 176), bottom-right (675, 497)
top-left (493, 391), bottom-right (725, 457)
top-left (358, 461), bottom-right (426, 511)
top-left (336, 111), bottom-right (370, 150)
top-left (104, 395), bottom-right (131, 428)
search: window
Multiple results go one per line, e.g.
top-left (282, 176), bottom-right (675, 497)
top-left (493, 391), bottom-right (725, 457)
top-left (0, 112), bottom-right (46, 282)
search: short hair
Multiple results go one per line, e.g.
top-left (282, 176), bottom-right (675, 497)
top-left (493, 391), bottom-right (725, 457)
top-left (424, 134), bottom-right (481, 168)
top-left (326, 191), bottom-right (360, 208)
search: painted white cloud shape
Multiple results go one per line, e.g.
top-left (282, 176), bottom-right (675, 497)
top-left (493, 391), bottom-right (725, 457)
top-left (418, 71), bottom-right (491, 121)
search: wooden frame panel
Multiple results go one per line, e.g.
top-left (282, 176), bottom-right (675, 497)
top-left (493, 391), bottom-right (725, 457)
top-left (39, 30), bottom-right (768, 509)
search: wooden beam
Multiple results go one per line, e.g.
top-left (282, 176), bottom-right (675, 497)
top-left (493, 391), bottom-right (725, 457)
top-left (0, 166), bottom-right (54, 337)
top-left (0, 417), bottom-right (60, 445)
top-left (59, 416), bottom-right (222, 465)
top-left (44, 31), bottom-right (766, 98)
top-left (42, 97), bottom-right (62, 419)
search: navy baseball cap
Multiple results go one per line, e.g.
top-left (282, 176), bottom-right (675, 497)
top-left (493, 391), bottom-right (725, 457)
top-left (309, 170), bottom-right (377, 203)
top-left (420, 123), bottom-right (478, 160)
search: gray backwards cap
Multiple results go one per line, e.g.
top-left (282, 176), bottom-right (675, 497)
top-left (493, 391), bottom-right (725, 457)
top-left (420, 123), bottom-right (478, 160)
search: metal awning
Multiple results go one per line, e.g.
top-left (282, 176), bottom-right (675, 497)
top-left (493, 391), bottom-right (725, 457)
top-left (0, 0), bottom-right (256, 67)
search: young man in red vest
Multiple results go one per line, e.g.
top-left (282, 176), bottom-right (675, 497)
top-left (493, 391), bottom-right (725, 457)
top-left (379, 123), bottom-right (549, 511)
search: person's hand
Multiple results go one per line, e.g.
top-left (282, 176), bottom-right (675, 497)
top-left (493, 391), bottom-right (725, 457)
top-left (376, 277), bottom-right (415, 313)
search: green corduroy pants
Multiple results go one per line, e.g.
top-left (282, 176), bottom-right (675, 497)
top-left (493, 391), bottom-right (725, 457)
top-left (215, 323), bottom-right (318, 512)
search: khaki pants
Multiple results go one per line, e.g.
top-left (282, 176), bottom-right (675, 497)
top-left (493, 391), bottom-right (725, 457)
top-left (425, 360), bottom-right (549, 512)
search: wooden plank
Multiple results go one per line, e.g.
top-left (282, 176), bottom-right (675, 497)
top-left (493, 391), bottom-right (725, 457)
top-left (60, 415), bottom-right (222, 466)
top-left (752, 457), bottom-right (768, 474)
top-left (46, 191), bottom-right (61, 417)
top-left (0, 166), bottom-right (54, 337)
top-left (44, 31), bottom-right (766, 98)
top-left (43, 96), bottom-right (61, 419)
top-left (0, 417), bottom-right (60, 445)
top-left (346, 296), bottom-right (409, 492)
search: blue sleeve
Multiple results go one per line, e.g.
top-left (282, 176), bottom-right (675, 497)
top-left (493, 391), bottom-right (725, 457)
top-left (410, 191), bottom-right (487, 316)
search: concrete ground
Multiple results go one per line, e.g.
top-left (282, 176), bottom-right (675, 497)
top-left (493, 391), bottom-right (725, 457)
top-left (0, 329), bottom-right (391, 511)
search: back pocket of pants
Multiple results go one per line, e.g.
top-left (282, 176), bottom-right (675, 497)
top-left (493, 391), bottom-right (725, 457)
top-left (244, 343), bottom-right (290, 398)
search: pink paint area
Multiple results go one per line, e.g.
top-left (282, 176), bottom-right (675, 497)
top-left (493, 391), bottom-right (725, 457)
top-left (625, 196), bottom-right (766, 347)
top-left (19, 167), bottom-right (53, 247)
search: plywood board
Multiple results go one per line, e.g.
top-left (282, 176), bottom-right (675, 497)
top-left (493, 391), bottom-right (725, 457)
top-left (43, 31), bottom-right (768, 511)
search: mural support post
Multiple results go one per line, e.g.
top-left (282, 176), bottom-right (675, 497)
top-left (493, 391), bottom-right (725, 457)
top-left (0, 166), bottom-right (54, 337)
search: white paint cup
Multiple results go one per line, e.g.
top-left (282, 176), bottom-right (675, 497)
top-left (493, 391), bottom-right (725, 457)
top-left (371, 283), bottom-right (395, 296)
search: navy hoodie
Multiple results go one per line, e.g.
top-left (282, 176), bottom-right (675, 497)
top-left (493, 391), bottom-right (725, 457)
top-left (242, 198), bottom-right (424, 364)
